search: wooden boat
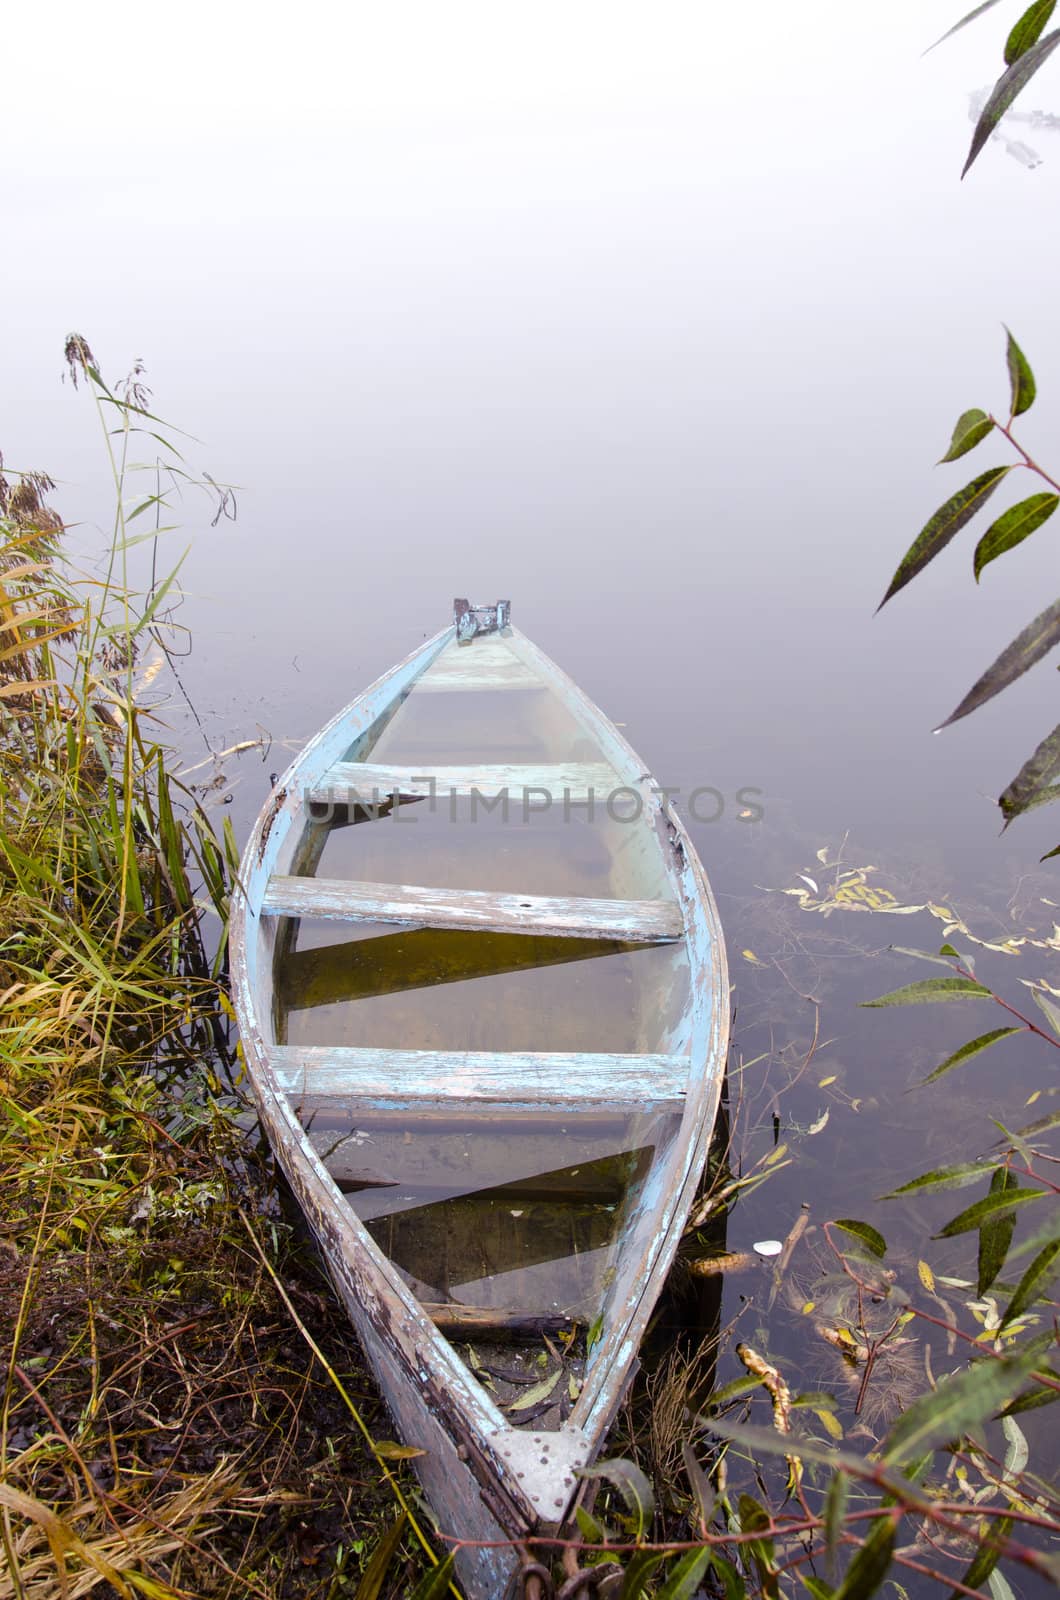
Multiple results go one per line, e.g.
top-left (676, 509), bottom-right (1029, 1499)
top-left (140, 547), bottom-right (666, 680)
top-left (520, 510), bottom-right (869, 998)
top-left (231, 601), bottom-right (729, 1598)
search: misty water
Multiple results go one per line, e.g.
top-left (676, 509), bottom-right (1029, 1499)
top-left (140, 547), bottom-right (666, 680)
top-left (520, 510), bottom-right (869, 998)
top-left (5, 0), bottom-right (1060, 1564)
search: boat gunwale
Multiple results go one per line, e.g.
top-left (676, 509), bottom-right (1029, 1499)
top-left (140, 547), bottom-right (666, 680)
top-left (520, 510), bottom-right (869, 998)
top-left (229, 617), bottom-right (730, 1577)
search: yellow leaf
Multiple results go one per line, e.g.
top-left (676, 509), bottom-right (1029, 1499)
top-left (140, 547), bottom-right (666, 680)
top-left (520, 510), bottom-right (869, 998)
top-left (801, 1301), bottom-right (815, 1315)
top-left (374, 1440), bottom-right (427, 1460)
top-left (818, 1075), bottom-right (837, 1087)
top-left (917, 1260), bottom-right (936, 1293)
top-left (742, 949), bottom-right (762, 964)
top-left (1025, 1090), bottom-right (1041, 1106)
top-left (764, 1143), bottom-right (789, 1167)
top-left (815, 1408), bottom-right (844, 1440)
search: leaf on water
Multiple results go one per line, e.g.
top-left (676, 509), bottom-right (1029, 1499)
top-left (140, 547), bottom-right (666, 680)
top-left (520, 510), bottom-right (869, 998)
top-left (923, 0), bottom-right (1004, 53)
top-left (833, 1219), bottom-right (887, 1259)
top-left (988, 1566), bottom-right (1019, 1600)
top-left (937, 599), bottom-right (1060, 727)
top-left (509, 1367), bottom-right (562, 1410)
top-left (1005, 326), bottom-right (1037, 416)
top-left (977, 1169), bottom-right (1020, 1295)
top-left (833, 1513), bottom-right (896, 1600)
top-left (879, 468), bottom-right (1011, 607)
top-left (880, 1348), bottom-right (1042, 1464)
top-left (936, 1184), bottom-right (1045, 1239)
top-left (1000, 1236), bottom-right (1060, 1327)
top-left (880, 1160), bottom-right (999, 1200)
top-left (918, 1260), bottom-right (936, 1292)
top-left (940, 407), bottom-right (994, 462)
top-left (974, 493), bottom-right (1058, 579)
top-left (920, 1027), bottom-right (1023, 1086)
top-left (1001, 1416), bottom-right (1029, 1479)
top-left (1000, 722), bottom-right (1060, 826)
top-left (353, 1512), bottom-right (408, 1600)
top-left (576, 1457), bottom-right (654, 1540)
top-left (861, 977), bottom-right (992, 1007)
top-left (890, 946), bottom-right (961, 969)
top-left (964, 34), bottom-right (1060, 176)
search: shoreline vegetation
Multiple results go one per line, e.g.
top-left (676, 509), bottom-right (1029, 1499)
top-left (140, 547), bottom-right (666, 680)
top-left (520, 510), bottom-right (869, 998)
top-left (1, 343), bottom-right (1056, 1599)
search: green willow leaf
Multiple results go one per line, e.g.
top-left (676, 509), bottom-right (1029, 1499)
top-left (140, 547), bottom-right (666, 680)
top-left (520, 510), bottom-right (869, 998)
top-left (879, 468), bottom-right (1011, 608)
top-left (1000, 1236), bottom-right (1060, 1327)
top-left (951, 1517), bottom-right (1014, 1600)
top-left (833, 1219), bottom-right (887, 1259)
top-left (1004, 327), bottom-right (1038, 416)
top-left (974, 493), bottom-right (1058, 579)
top-left (924, 0), bottom-right (1004, 53)
top-left (802, 1580), bottom-right (836, 1600)
top-left (353, 1513), bottom-right (408, 1600)
top-left (833, 1514), bottom-right (896, 1600)
top-left (940, 408), bottom-right (994, 463)
top-left (934, 1185), bottom-right (1046, 1239)
top-left (937, 599), bottom-right (1060, 727)
top-left (880, 1349), bottom-right (1041, 1463)
top-left (921, 1027), bottom-right (1022, 1086)
top-left (1041, 843), bottom-right (1060, 861)
top-left (1006, 0), bottom-right (1059, 60)
top-left (964, 34), bottom-right (1060, 176)
top-left (656, 1550), bottom-right (713, 1600)
top-left (577, 1457), bottom-right (654, 1540)
top-left (978, 1170), bottom-right (1020, 1295)
top-left (1032, 986), bottom-right (1060, 1036)
top-left (617, 1550), bottom-right (669, 1598)
top-left (880, 1160), bottom-right (999, 1200)
top-left (1000, 721), bottom-right (1060, 826)
top-left (407, 1554), bottom-right (456, 1600)
top-left (861, 977), bottom-right (991, 1007)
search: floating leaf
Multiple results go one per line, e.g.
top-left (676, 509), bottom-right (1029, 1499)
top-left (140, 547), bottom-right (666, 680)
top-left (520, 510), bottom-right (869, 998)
top-left (1002, 1416), bottom-right (1029, 1479)
top-left (879, 468), bottom-right (1011, 607)
top-left (977, 1170), bottom-right (1020, 1295)
top-left (862, 977), bottom-right (991, 1007)
top-left (1005, 326), bottom-right (1037, 417)
top-left (1000, 722), bottom-right (1060, 826)
top-left (880, 1348), bottom-right (1042, 1463)
top-left (974, 494), bottom-right (1058, 580)
top-left (833, 1219), bottom-right (887, 1259)
top-left (940, 408), bottom-right (994, 462)
top-left (938, 600), bottom-right (1060, 727)
top-left (1000, 1236), bottom-right (1060, 1328)
top-left (833, 1512), bottom-right (895, 1600)
top-left (964, 34), bottom-right (1060, 176)
top-left (935, 1184), bottom-right (1045, 1239)
top-left (577, 1457), bottom-right (654, 1540)
top-left (890, 946), bottom-right (961, 969)
top-left (353, 1512), bottom-right (408, 1600)
top-left (918, 1260), bottom-right (936, 1292)
top-left (988, 1566), bottom-right (1019, 1600)
top-left (921, 1027), bottom-right (1022, 1086)
top-left (880, 1160), bottom-right (999, 1199)
top-left (924, 0), bottom-right (1004, 53)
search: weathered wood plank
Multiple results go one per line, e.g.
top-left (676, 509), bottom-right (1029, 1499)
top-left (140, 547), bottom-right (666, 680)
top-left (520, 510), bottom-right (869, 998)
top-left (307, 760), bottom-right (617, 805)
top-left (261, 877), bottom-right (683, 942)
top-left (422, 1304), bottom-right (575, 1338)
top-left (413, 669), bottom-right (545, 693)
top-left (268, 1045), bottom-right (688, 1112)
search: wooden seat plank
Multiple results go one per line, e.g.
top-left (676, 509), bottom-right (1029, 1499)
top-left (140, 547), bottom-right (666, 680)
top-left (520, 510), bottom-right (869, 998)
top-left (261, 876), bottom-right (683, 942)
top-left (306, 761), bottom-right (618, 805)
top-left (268, 1044), bottom-right (688, 1114)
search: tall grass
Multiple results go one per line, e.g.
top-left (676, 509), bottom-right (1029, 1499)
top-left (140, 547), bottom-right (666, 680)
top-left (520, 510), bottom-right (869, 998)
top-left (0, 346), bottom-right (405, 1599)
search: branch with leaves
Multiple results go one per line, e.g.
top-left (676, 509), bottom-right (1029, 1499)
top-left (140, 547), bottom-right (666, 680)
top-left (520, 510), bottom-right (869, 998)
top-left (880, 330), bottom-right (1060, 846)
top-left (927, 0), bottom-right (1060, 176)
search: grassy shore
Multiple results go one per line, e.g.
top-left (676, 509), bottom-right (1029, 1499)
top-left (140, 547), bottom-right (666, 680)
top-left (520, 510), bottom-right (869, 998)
top-left (0, 352), bottom-right (422, 1599)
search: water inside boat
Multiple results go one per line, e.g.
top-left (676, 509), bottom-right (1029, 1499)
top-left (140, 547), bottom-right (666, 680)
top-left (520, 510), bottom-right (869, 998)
top-left (272, 633), bottom-right (692, 1422)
